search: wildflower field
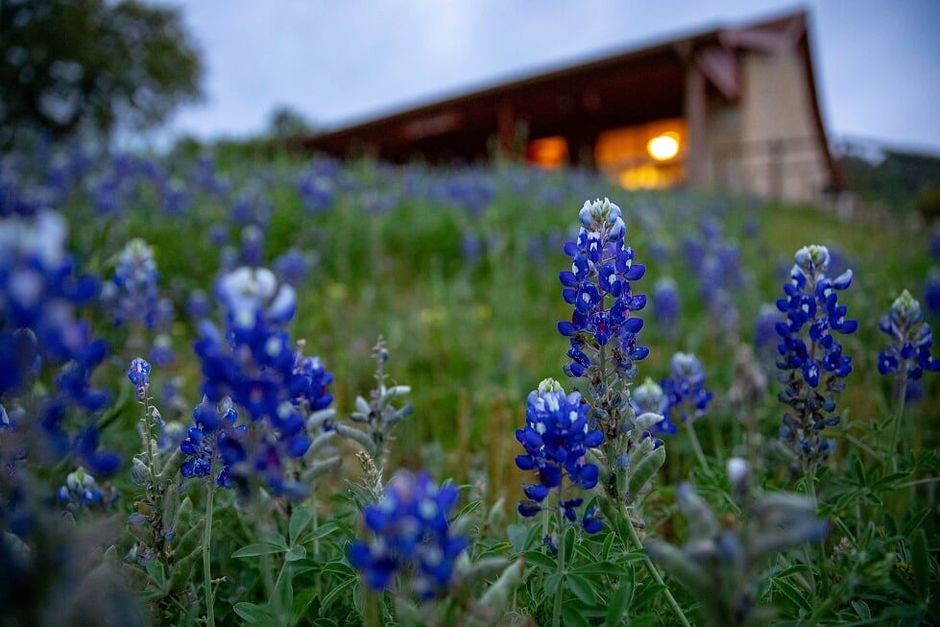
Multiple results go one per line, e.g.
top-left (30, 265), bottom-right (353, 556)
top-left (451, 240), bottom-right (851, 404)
top-left (1, 148), bottom-right (938, 626)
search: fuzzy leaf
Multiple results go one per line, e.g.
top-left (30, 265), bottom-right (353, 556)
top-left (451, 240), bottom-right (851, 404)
top-left (628, 444), bottom-right (665, 498)
top-left (604, 567), bottom-right (634, 627)
top-left (232, 543), bottom-right (287, 558)
top-left (289, 505), bottom-right (316, 545)
top-left (233, 602), bottom-right (275, 624)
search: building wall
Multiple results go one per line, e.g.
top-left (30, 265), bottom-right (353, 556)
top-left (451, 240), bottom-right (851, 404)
top-left (732, 49), bottom-right (830, 203)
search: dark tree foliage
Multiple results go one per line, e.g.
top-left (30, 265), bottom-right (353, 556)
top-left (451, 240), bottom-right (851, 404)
top-left (0, 0), bottom-right (202, 146)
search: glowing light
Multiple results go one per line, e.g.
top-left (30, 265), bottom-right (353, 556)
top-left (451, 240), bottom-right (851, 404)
top-left (526, 136), bottom-right (568, 169)
top-left (647, 132), bottom-right (680, 161)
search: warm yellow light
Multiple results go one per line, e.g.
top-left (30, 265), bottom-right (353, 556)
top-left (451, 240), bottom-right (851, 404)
top-left (647, 132), bottom-right (680, 161)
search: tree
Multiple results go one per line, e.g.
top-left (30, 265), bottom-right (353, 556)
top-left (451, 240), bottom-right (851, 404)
top-left (0, 0), bottom-right (202, 146)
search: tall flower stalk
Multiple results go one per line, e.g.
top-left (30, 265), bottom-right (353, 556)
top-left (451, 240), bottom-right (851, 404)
top-left (554, 198), bottom-right (688, 627)
top-left (877, 290), bottom-right (939, 471)
top-left (775, 245), bottom-right (856, 493)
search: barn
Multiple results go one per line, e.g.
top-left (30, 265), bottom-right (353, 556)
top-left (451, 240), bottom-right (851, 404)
top-left (301, 10), bottom-right (838, 203)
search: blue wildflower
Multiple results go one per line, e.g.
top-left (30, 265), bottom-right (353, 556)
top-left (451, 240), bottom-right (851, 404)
top-left (180, 398), bottom-right (244, 488)
top-left (632, 377), bottom-right (674, 435)
top-left (878, 290), bottom-right (939, 380)
top-left (347, 471), bottom-right (467, 600)
top-left (775, 245), bottom-right (856, 467)
top-left (558, 198), bottom-right (649, 382)
top-left (514, 378), bottom-right (604, 533)
top-left (127, 358), bottom-right (151, 401)
top-left (0, 211), bottom-right (116, 475)
top-left (188, 266), bottom-right (333, 497)
top-left (652, 278), bottom-right (680, 336)
top-left (926, 269), bottom-right (940, 318)
top-left (57, 467), bottom-right (105, 512)
top-left (661, 353), bottom-right (713, 427)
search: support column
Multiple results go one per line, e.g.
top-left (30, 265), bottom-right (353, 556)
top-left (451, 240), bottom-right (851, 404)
top-left (497, 104), bottom-right (515, 159)
top-left (684, 63), bottom-right (707, 187)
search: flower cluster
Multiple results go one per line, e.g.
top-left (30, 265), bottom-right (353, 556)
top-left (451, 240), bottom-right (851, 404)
top-left (514, 379), bottom-right (603, 533)
top-left (661, 352), bottom-right (713, 430)
top-left (179, 398), bottom-right (244, 487)
top-left (57, 467), bottom-right (104, 512)
top-left (0, 211), bottom-right (117, 477)
top-left (183, 266), bottom-right (333, 497)
top-left (632, 377), bottom-right (672, 435)
top-left (877, 290), bottom-right (939, 380)
top-left (347, 471), bottom-right (467, 600)
top-left (128, 357), bottom-right (151, 401)
top-left (652, 277), bottom-right (680, 336)
top-left (102, 239), bottom-right (166, 329)
top-left (558, 198), bottom-right (649, 383)
top-left (775, 245), bottom-right (856, 467)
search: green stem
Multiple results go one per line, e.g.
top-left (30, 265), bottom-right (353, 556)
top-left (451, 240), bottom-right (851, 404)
top-left (686, 420), bottom-right (708, 471)
top-left (362, 588), bottom-right (382, 627)
top-left (890, 375), bottom-right (908, 473)
top-left (621, 506), bottom-right (691, 627)
top-left (203, 479), bottom-right (217, 627)
top-left (551, 482), bottom-right (566, 627)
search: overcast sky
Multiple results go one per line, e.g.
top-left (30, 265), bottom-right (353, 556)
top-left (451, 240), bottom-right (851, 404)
top-left (158, 0), bottom-right (940, 153)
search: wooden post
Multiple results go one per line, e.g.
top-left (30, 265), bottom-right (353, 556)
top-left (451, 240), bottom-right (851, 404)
top-left (497, 104), bottom-right (515, 159)
top-left (684, 62), bottom-right (707, 187)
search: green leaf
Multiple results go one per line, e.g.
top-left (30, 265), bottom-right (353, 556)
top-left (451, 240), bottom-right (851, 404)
top-left (292, 587), bottom-right (316, 625)
top-left (273, 564), bottom-right (294, 622)
top-left (566, 573), bottom-right (597, 605)
top-left (561, 603), bottom-right (592, 627)
top-left (604, 567), bottom-right (634, 627)
top-left (773, 577), bottom-right (812, 614)
top-left (233, 602), bottom-right (275, 624)
top-left (628, 445), bottom-right (665, 499)
top-left (574, 561), bottom-right (627, 576)
top-left (507, 522), bottom-right (529, 553)
top-left (851, 600), bottom-right (871, 620)
top-left (911, 528), bottom-right (928, 600)
top-left (523, 549), bottom-right (557, 571)
top-left (563, 526), bottom-right (576, 562)
top-left (145, 560), bottom-right (165, 588)
top-left (232, 543), bottom-right (287, 559)
top-left (285, 545), bottom-right (307, 562)
top-left (289, 505), bottom-right (316, 545)
top-left (545, 572), bottom-right (564, 597)
top-left (320, 576), bottom-right (356, 612)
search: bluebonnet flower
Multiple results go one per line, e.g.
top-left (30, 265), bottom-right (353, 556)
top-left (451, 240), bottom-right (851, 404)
top-left (298, 163), bottom-right (335, 213)
top-left (661, 353), bottom-right (713, 426)
top-left (347, 471), bottom-right (467, 600)
top-left (682, 218), bottom-right (744, 340)
top-left (102, 239), bottom-right (161, 328)
top-left (754, 304), bottom-right (781, 365)
top-left (558, 198), bottom-right (649, 383)
top-left (0, 211), bottom-right (116, 476)
top-left (179, 398), bottom-right (244, 488)
top-left (924, 269), bottom-right (940, 318)
top-left (57, 467), bottom-right (104, 512)
top-left (274, 248), bottom-right (311, 287)
top-left (652, 278), bottom-right (680, 336)
top-left (878, 290), bottom-right (939, 380)
top-left (514, 379), bottom-right (603, 533)
top-left (127, 358), bottom-right (151, 401)
top-left (930, 226), bottom-right (940, 264)
top-left (102, 239), bottom-right (175, 366)
top-left (775, 245), bottom-right (856, 467)
top-left (633, 377), bottom-right (674, 435)
top-left (187, 266), bottom-right (333, 497)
